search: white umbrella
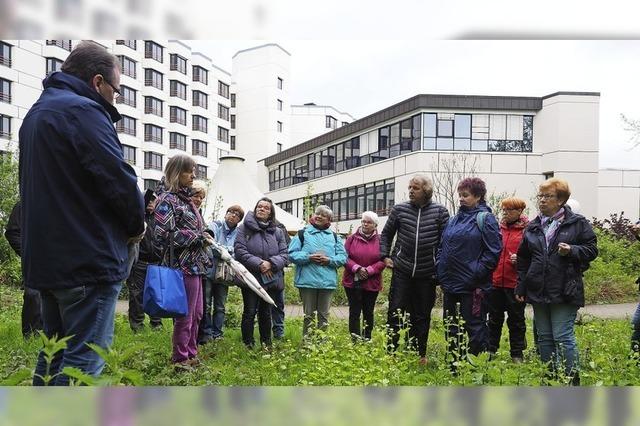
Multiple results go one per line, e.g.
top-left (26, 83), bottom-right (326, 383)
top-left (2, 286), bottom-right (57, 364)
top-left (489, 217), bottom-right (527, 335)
top-left (209, 241), bottom-right (276, 307)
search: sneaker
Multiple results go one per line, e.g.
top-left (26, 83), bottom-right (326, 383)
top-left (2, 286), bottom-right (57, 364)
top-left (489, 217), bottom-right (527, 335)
top-left (511, 356), bottom-right (524, 364)
top-left (174, 361), bottom-right (194, 372)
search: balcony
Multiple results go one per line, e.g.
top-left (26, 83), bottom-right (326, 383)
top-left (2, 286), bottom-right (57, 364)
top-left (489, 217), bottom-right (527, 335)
top-left (46, 40), bottom-right (72, 51)
top-left (115, 124), bottom-right (136, 136)
top-left (116, 97), bottom-right (136, 108)
top-left (193, 125), bottom-right (207, 133)
top-left (144, 161), bottom-right (162, 170)
top-left (170, 115), bottom-right (186, 125)
top-left (170, 89), bottom-right (187, 100)
top-left (0, 92), bottom-right (11, 103)
top-left (144, 134), bottom-right (163, 144)
top-left (0, 56), bottom-right (11, 67)
top-left (0, 131), bottom-right (11, 140)
top-left (144, 79), bottom-right (163, 90)
top-left (144, 107), bottom-right (163, 117)
top-left (192, 148), bottom-right (207, 157)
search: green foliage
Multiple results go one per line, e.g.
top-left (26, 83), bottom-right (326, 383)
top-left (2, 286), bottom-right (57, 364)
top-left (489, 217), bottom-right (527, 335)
top-left (0, 154), bottom-right (20, 287)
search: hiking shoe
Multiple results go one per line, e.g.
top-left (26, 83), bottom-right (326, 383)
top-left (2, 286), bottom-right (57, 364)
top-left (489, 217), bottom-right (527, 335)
top-left (512, 356), bottom-right (524, 364)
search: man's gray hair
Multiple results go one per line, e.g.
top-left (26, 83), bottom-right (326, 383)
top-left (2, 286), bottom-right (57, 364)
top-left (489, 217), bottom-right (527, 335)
top-left (61, 41), bottom-right (120, 85)
top-left (410, 174), bottom-right (434, 201)
top-left (315, 205), bottom-right (334, 221)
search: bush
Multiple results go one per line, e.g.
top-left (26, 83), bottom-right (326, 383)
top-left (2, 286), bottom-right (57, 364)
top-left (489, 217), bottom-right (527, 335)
top-left (0, 154), bottom-right (20, 287)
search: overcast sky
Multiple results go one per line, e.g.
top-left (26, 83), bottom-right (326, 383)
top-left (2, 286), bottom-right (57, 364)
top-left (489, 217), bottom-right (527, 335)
top-left (191, 40), bottom-right (640, 169)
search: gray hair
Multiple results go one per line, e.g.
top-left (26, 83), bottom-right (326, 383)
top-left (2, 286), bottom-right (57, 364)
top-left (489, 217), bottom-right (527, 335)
top-left (361, 210), bottom-right (379, 225)
top-left (409, 174), bottom-right (434, 201)
top-left (61, 41), bottom-right (120, 85)
top-left (163, 154), bottom-right (196, 192)
top-left (314, 205), bottom-right (334, 221)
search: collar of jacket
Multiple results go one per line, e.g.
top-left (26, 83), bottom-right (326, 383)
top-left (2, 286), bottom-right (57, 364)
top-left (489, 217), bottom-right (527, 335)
top-left (458, 201), bottom-right (492, 216)
top-left (243, 211), bottom-right (276, 233)
top-left (354, 226), bottom-right (378, 242)
top-left (409, 199), bottom-right (433, 210)
top-left (306, 224), bottom-right (333, 235)
top-left (43, 71), bottom-right (123, 123)
top-left (501, 215), bottom-right (529, 230)
top-left (529, 206), bottom-right (579, 231)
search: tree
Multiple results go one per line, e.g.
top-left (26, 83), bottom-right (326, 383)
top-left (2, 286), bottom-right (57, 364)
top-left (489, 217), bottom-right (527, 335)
top-left (622, 114), bottom-right (640, 149)
top-left (430, 153), bottom-right (479, 215)
top-left (0, 153), bottom-right (21, 286)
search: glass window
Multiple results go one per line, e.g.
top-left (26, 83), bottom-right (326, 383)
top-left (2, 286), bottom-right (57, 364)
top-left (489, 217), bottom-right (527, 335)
top-left (378, 127), bottom-right (389, 150)
top-left (192, 115), bottom-right (208, 133)
top-left (523, 115), bottom-right (533, 152)
top-left (144, 152), bottom-right (163, 170)
top-left (218, 81), bottom-right (230, 98)
top-left (144, 124), bottom-right (163, 144)
top-left (144, 41), bottom-right (163, 62)
top-left (144, 179), bottom-right (159, 191)
top-left (169, 132), bottom-right (186, 150)
top-left (144, 68), bottom-right (163, 90)
top-left (437, 138), bottom-right (453, 150)
top-left (122, 145), bottom-right (136, 165)
top-left (46, 58), bottom-right (63, 75)
top-left (438, 119), bottom-right (453, 137)
top-left (325, 115), bottom-right (337, 129)
top-left (471, 139), bottom-right (488, 151)
top-left (192, 139), bottom-right (208, 157)
top-left (0, 78), bottom-right (11, 103)
top-left (192, 66), bottom-right (208, 84)
top-left (116, 40), bottom-right (137, 50)
top-left (196, 164), bottom-right (207, 179)
top-left (119, 55), bottom-right (136, 78)
top-left (169, 54), bottom-right (187, 74)
top-left (192, 90), bottom-right (208, 109)
top-left (217, 126), bottom-right (229, 143)
top-left (423, 137), bottom-right (436, 150)
top-left (116, 85), bottom-right (136, 107)
top-left (231, 93), bottom-right (236, 108)
top-left (0, 114), bottom-right (12, 139)
top-left (169, 106), bottom-right (186, 125)
top-left (116, 115), bottom-right (136, 136)
top-left (453, 138), bottom-right (471, 151)
top-left (277, 99), bottom-right (283, 111)
top-left (218, 104), bottom-right (229, 120)
top-left (0, 42), bottom-right (12, 67)
top-left (277, 77), bottom-right (283, 89)
top-left (423, 113), bottom-right (437, 137)
top-left (170, 80), bottom-right (187, 100)
top-left (144, 96), bottom-right (163, 117)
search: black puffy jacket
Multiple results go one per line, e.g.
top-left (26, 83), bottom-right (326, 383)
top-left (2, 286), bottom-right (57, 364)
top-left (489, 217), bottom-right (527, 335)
top-left (380, 200), bottom-right (450, 279)
top-left (515, 206), bottom-right (598, 307)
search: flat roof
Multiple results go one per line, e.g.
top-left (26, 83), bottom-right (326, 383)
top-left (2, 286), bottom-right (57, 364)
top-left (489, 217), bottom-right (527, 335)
top-left (263, 92), bottom-right (599, 166)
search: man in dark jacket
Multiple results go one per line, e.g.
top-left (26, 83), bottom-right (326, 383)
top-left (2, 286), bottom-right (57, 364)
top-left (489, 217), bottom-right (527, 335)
top-left (4, 200), bottom-right (42, 337)
top-left (380, 175), bottom-right (449, 364)
top-left (19, 41), bottom-right (145, 385)
top-left (125, 192), bottom-right (162, 332)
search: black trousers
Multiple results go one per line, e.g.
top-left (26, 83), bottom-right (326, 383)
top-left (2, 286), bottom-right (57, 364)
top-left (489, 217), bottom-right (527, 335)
top-left (487, 287), bottom-right (527, 357)
top-left (241, 286), bottom-right (278, 347)
top-left (22, 286), bottom-right (42, 337)
top-left (443, 291), bottom-right (489, 363)
top-left (386, 270), bottom-right (437, 357)
top-left (344, 287), bottom-right (379, 339)
top-left (125, 260), bottom-right (162, 330)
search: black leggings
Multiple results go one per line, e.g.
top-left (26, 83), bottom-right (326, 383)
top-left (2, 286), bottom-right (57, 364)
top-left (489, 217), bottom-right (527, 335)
top-left (344, 287), bottom-right (379, 339)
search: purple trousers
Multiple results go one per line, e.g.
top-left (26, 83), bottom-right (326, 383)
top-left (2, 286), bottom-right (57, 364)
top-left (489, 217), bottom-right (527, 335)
top-left (172, 275), bottom-right (203, 363)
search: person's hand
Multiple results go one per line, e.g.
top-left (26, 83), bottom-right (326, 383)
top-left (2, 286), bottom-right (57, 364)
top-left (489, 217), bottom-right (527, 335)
top-left (310, 253), bottom-right (329, 265)
top-left (357, 268), bottom-right (369, 280)
top-left (515, 294), bottom-right (525, 303)
top-left (558, 242), bottom-right (571, 256)
top-left (203, 233), bottom-right (215, 246)
top-left (384, 258), bottom-right (394, 269)
top-left (259, 261), bottom-right (272, 274)
top-left (509, 252), bottom-right (517, 265)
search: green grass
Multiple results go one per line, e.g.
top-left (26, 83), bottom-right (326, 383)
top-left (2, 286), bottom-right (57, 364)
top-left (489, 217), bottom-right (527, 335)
top-left (1, 285), bottom-right (639, 386)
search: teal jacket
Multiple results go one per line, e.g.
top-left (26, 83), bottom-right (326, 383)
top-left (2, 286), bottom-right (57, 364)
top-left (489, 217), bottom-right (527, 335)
top-left (289, 225), bottom-right (347, 289)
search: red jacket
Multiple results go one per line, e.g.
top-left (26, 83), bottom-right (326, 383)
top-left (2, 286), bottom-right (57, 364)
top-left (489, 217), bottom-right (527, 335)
top-left (492, 216), bottom-right (529, 289)
top-left (342, 228), bottom-right (387, 292)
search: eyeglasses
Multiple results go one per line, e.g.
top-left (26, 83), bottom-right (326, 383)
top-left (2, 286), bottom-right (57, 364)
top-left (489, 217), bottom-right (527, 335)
top-left (103, 79), bottom-right (121, 99)
top-left (536, 194), bottom-right (556, 200)
top-left (226, 211), bottom-right (241, 218)
top-left (501, 208), bottom-right (520, 213)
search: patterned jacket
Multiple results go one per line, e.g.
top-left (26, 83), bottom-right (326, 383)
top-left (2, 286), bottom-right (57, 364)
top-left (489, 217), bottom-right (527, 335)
top-left (153, 187), bottom-right (211, 276)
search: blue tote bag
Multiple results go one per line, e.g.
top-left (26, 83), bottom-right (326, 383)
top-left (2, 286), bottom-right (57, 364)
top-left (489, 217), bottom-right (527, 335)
top-left (143, 229), bottom-right (188, 318)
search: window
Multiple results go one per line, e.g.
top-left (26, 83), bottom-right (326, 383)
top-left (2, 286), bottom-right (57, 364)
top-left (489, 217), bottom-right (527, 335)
top-left (0, 42), bottom-right (11, 67)
top-left (0, 115), bottom-right (11, 139)
top-left (144, 96), bottom-right (163, 117)
top-left (144, 41), bottom-right (163, 63)
top-left (230, 93), bottom-right (236, 108)
top-left (192, 90), bottom-right (208, 109)
top-left (0, 78), bottom-right (11, 103)
top-left (277, 77), bottom-right (283, 89)
top-left (144, 179), bottom-right (159, 191)
top-left (169, 54), bottom-right (187, 74)
top-left (218, 81), bottom-right (229, 98)
top-left (277, 143), bottom-right (282, 153)
top-left (192, 65), bottom-right (208, 84)
top-left (217, 126), bottom-right (229, 143)
top-left (196, 164), bottom-right (207, 179)
top-left (169, 132), bottom-right (186, 150)
top-left (168, 80), bottom-right (186, 100)
top-left (122, 145), bottom-right (136, 165)
top-left (325, 115), bottom-right (337, 129)
top-left (192, 139), bottom-right (208, 157)
top-left (543, 171), bottom-right (554, 180)
top-left (116, 85), bottom-right (136, 107)
top-left (277, 99), bottom-right (283, 111)
top-left (192, 115), bottom-right (208, 133)
top-left (230, 135), bottom-right (236, 150)
top-left (218, 104), bottom-right (229, 121)
top-left (116, 40), bottom-right (137, 50)
top-left (116, 115), bottom-right (136, 136)
top-left (144, 152), bottom-right (163, 170)
top-left (46, 58), bottom-right (63, 75)
top-left (46, 40), bottom-right (72, 51)
top-left (169, 106), bottom-right (186, 125)
top-left (144, 124), bottom-right (163, 144)
top-left (119, 56), bottom-right (137, 78)
top-left (277, 121), bottom-right (283, 133)
top-left (144, 68), bottom-right (163, 90)
top-left (195, 164), bottom-right (207, 179)
top-left (230, 115), bottom-right (236, 129)
top-left (342, 121), bottom-right (349, 127)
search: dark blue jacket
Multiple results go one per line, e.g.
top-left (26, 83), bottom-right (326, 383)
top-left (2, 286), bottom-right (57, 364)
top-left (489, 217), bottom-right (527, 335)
top-left (437, 203), bottom-right (502, 294)
top-left (19, 72), bottom-right (145, 289)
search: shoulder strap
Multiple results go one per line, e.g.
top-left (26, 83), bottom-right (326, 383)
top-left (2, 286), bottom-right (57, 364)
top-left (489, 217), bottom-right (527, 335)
top-left (476, 211), bottom-right (488, 232)
top-left (298, 229), bottom-right (305, 246)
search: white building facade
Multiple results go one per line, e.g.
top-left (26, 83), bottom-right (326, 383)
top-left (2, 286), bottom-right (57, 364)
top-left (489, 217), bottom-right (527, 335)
top-left (290, 103), bottom-right (355, 147)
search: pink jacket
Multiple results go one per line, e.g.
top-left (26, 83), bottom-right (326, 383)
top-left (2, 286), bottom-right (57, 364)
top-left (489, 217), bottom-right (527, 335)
top-left (342, 228), bottom-right (386, 292)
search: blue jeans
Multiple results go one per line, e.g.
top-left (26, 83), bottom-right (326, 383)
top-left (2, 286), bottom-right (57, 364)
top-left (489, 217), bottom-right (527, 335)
top-left (532, 303), bottom-right (579, 376)
top-left (631, 302), bottom-right (640, 349)
top-left (33, 283), bottom-right (121, 386)
top-left (199, 278), bottom-right (229, 341)
top-left (271, 288), bottom-right (285, 338)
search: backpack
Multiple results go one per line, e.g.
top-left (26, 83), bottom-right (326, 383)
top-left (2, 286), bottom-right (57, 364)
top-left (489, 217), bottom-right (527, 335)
top-left (297, 228), bottom-right (338, 246)
top-left (448, 211), bottom-right (488, 232)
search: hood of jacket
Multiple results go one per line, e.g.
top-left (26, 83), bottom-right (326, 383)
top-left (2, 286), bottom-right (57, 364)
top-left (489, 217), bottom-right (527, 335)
top-left (243, 211), bottom-right (277, 234)
top-left (43, 71), bottom-right (122, 123)
top-left (500, 214), bottom-right (529, 231)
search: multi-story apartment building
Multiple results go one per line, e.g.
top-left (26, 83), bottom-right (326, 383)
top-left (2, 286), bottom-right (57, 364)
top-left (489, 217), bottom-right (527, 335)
top-left (0, 39), bottom-right (232, 191)
top-left (290, 103), bottom-right (355, 147)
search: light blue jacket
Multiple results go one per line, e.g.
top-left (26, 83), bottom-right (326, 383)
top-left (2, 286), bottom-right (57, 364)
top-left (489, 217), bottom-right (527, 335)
top-left (289, 225), bottom-right (347, 290)
top-left (207, 219), bottom-right (239, 279)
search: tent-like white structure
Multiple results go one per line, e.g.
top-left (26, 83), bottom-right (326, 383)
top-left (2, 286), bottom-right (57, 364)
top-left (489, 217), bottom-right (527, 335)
top-left (201, 156), bottom-right (306, 232)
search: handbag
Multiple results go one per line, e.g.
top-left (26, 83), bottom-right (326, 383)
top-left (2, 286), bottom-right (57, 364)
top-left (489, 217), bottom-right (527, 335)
top-left (143, 228), bottom-right (188, 318)
top-left (214, 260), bottom-right (236, 286)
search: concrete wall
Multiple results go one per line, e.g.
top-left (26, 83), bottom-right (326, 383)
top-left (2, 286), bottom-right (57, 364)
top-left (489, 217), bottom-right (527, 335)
top-left (598, 169), bottom-right (640, 220)
top-left (290, 104), bottom-right (355, 147)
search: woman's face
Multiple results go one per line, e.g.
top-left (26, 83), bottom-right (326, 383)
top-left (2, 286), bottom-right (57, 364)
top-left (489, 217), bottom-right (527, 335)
top-left (537, 188), bottom-right (562, 216)
top-left (501, 207), bottom-right (523, 224)
top-left (255, 200), bottom-right (272, 221)
top-left (179, 167), bottom-right (195, 188)
top-left (360, 217), bottom-right (376, 234)
top-left (313, 213), bottom-right (330, 227)
top-left (458, 189), bottom-right (481, 209)
top-left (191, 191), bottom-right (204, 209)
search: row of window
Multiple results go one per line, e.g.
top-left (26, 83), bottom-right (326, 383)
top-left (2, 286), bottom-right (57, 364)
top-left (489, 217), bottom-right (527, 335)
top-left (0, 42), bottom-right (12, 67)
top-left (276, 179), bottom-right (395, 222)
top-left (0, 78), bottom-right (11, 103)
top-left (325, 115), bottom-right (350, 129)
top-left (46, 40), bottom-right (73, 51)
top-left (0, 114), bottom-right (11, 140)
top-left (137, 152), bottom-right (208, 178)
top-left (121, 138), bottom-right (210, 162)
top-left (269, 112), bottom-right (534, 190)
top-left (116, 116), bottom-right (230, 145)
